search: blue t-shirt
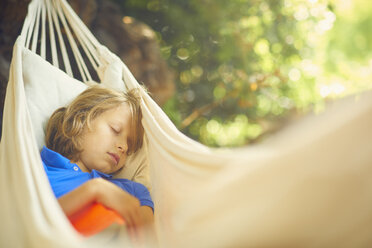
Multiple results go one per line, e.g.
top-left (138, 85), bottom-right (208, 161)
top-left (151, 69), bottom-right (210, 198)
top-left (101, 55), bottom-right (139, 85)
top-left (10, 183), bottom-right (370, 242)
top-left (41, 146), bottom-right (153, 210)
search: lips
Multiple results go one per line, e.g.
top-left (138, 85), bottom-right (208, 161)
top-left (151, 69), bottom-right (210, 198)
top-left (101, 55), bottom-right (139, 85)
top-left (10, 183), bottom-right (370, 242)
top-left (108, 152), bottom-right (120, 165)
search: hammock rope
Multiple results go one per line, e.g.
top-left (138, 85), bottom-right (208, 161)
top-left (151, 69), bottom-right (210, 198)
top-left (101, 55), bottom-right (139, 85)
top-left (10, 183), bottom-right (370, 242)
top-left (21, 0), bottom-right (103, 81)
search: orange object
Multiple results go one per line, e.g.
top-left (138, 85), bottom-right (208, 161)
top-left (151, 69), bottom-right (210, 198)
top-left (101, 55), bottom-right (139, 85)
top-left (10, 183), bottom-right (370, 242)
top-left (68, 203), bottom-right (125, 237)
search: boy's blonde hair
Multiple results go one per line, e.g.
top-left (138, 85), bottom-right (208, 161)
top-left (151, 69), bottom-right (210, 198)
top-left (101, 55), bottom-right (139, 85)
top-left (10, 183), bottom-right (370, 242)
top-left (45, 86), bottom-right (144, 161)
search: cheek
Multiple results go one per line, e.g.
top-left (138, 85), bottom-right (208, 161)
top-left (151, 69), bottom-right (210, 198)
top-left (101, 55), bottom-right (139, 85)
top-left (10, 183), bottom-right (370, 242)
top-left (87, 127), bottom-right (110, 143)
top-left (119, 155), bottom-right (127, 168)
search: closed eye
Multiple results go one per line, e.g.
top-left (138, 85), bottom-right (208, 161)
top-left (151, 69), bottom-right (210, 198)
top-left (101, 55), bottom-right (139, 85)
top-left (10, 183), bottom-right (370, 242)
top-left (111, 126), bottom-right (120, 134)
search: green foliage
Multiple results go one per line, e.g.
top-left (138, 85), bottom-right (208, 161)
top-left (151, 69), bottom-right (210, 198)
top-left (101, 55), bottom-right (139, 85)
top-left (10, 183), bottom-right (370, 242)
top-left (113, 0), bottom-right (372, 147)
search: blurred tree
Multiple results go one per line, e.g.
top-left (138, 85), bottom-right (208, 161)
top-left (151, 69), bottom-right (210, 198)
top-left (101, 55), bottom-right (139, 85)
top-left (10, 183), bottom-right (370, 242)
top-left (1, 0), bottom-right (371, 146)
top-left (115, 0), bottom-right (336, 146)
top-left (315, 0), bottom-right (372, 99)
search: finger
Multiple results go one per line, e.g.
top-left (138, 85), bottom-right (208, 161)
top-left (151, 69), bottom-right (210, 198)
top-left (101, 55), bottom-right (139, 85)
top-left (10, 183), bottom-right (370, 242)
top-left (122, 211), bottom-right (134, 228)
top-left (135, 222), bottom-right (145, 246)
top-left (128, 225), bottom-right (138, 244)
top-left (132, 207), bottom-right (142, 228)
top-left (126, 211), bottom-right (139, 236)
top-left (129, 213), bottom-right (140, 240)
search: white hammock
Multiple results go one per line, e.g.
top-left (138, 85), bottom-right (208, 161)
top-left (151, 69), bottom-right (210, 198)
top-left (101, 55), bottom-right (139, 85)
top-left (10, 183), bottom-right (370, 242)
top-left (1, 0), bottom-right (372, 247)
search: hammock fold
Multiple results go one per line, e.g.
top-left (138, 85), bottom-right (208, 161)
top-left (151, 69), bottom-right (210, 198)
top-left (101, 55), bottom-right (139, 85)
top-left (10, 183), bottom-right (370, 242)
top-left (1, 0), bottom-right (372, 247)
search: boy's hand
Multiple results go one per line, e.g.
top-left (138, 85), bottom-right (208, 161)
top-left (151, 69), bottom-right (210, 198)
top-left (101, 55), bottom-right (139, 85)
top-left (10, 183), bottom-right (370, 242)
top-left (58, 178), bottom-right (146, 240)
top-left (90, 178), bottom-right (143, 238)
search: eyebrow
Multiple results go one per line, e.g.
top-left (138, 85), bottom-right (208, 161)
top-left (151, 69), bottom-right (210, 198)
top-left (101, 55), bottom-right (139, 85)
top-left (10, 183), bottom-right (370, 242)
top-left (110, 119), bottom-right (126, 127)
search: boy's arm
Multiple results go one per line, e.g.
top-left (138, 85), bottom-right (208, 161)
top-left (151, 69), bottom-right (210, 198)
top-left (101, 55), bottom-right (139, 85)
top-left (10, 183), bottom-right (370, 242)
top-left (57, 178), bottom-right (143, 230)
top-left (140, 206), bottom-right (154, 224)
top-left (57, 179), bottom-right (99, 216)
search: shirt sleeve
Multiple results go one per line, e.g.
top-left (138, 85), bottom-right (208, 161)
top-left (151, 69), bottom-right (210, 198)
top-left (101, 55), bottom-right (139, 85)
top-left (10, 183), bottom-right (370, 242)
top-left (133, 182), bottom-right (154, 211)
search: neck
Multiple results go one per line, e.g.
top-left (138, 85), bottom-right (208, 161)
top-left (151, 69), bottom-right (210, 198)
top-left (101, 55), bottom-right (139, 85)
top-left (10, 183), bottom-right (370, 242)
top-left (72, 160), bottom-right (90, 173)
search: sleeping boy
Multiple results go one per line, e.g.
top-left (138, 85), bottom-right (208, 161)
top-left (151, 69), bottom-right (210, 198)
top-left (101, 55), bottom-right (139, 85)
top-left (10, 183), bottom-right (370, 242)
top-left (41, 86), bottom-right (153, 237)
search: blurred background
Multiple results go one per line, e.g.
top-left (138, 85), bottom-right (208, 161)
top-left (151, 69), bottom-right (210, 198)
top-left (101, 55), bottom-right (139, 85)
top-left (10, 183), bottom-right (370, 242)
top-left (1, 0), bottom-right (371, 146)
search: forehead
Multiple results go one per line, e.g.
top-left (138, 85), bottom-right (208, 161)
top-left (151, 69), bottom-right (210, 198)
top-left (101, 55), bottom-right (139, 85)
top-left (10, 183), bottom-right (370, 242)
top-left (99, 103), bottom-right (132, 124)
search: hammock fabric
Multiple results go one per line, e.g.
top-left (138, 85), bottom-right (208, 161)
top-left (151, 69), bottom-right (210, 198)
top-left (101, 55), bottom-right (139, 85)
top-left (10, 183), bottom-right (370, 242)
top-left (1, 0), bottom-right (372, 247)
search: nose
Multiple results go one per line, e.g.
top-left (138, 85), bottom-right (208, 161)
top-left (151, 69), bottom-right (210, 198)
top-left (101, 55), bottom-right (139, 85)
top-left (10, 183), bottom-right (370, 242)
top-left (117, 139), bottom-right (127, 153)
top-left (117, 144), bottom-right (124, 153)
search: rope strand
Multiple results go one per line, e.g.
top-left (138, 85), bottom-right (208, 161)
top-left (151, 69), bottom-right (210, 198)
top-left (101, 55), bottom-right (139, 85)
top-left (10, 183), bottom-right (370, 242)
top-left (19, 0), bottom-right (127, 84)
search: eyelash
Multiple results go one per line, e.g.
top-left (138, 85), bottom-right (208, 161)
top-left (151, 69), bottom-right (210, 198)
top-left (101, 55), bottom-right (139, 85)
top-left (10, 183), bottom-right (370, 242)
top-left (111, 126), bottom-right (120, 134)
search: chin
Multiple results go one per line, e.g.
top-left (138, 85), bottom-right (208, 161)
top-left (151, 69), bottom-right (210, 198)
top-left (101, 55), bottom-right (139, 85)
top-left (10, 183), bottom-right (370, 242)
top-left (111, 166), bottom-right (124, 174)
top-left (96, 166), bottom-right (111, 175)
